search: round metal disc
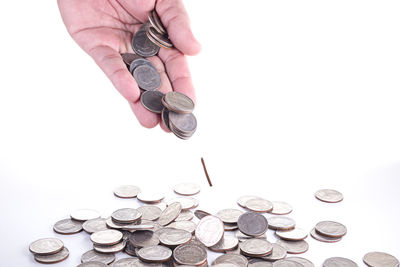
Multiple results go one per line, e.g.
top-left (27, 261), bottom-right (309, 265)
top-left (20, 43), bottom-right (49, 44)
top-left (29, 238), bottom-right (64, 255)
top-left (310, 227), bottom-right (342, 243)
top-left (90, 229), bottom-right (123, 246)
top-left (323, 257), bottom-right (358, 267)
top-left (157, 202), bottom-right (182, 226)
top-left (169, 220), bottom-right (197, 234)
top-left (268, 216), bottom-right (296, 231)
top-left (269, 201), bottom-right (293, 215)
top-left (133, 64), bottom-right (161, 91)
top-left (78, 262), bottom-right (108, 267)
top-left (173, 243), bottom-right (207, 266)
top-left (275, 228), bottom-right (308, 241)
top-left (273, 260), bottom-right (303, 267)
top-left (245, 198), bottom-right (273, 213)
top-left (175, 210), bottom-right (194, 221)
top-left (239, 239), bottom-right (273, 257)
top-left (70, 209), bottom-right (100, 222)
top-left (315, 221), bottom-right (347, 238)
top-left (34, 247), bottom-right (69, 264)
top-left (261, 243), bottom-right (287, 261)
top-left (213, 254), bottom-right (248, 267)
top-left (137, 192), bottom-right (164, 204)
top-left (82, 218), bottom-right (108, 234)
top-left (286, 257), bottom-right (315, 267)
top-left (159, 228), bottom-right (192, 247)
top-left (138, 205), bottom-right (163, 221)
top-left (93, 240), bottom-right (126, 254)
top-left (216, 209), bottom-right (243, 224)
top-left (81, 249), bottom-right (115, 264)
top-left (363, 252), bottom-right (399, 267)
top-left (113, 185), bottom-right (141, 198)
top-left (132, 28), bottom-right (159, 57)
top-left (173, 182), bottom-right (201, 196)
top-left (237, 212), bottom-right (268, 237)
top-left (141, 91), bottom-right (164, 113)
top-left (129, 230), bottom-right (159, 248)
top-left (53, 218), bottom-right (83, 234)
top-left (195, 215), bottom-right (224, 247)
top-left (315, 189), bottom-right (344, 203)
top-left (209, 236), bottom-right (239, 252)
top-left (137, 245), bottom-right (172, 263)
top-left (248, 259), bottom-right (273, 267)
top-left (163, 92), bottom-right (194, 114)
top-left (276, 239), bottom-right (309, 254)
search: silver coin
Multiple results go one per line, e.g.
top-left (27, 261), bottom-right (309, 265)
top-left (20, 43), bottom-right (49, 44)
top-left (245, 198), bottom-right (273, 213)
top-left (112, 258), bottom-right (140, 267)
top-left (195, 215), bottom-right (224, 247)
top-left (71, 209), bottom-right (100, 221)
top-left (275, 228), bottom-right (308, 241)
top-left (34, 247), bottom-right (69, 264)
top-left (276, 239), bottom-right (309, 254)
top-left (213, 254), bottom-right (248, 267)
top-left (105, 217), bottom-right (125, 229)
top-left (78, 262), bottom-right (108, 267)
top-left (194, 210), bottom-right (211, 220)
top-left (132, 28), bottom-right (159, 57)
top-left (216, 209), bottom-right (244, 224)
top-left (237, 195), bottom-right (262, 207)
top-left (114, 185), bottom-right (141, 198)
top-left (121, 53), bottom-right (140, 66)
top-left (315, 221), bottom-right (347, 238)
top-left (137, 192), bottom-right (165, 204)
top-left (90, 229), bottom-right (123, 246)
top-left (286, 257), bottom-right (314, 267)
top-left (323, 257), bottom-right (358, 267)
top-left (146, 27), bottom-right (173, 49)
top-left (133, 65), bottom-right (161, 91)
top-left (209, 236), bottom-right (239, 253)
top-left (81, 249), bottom-right (115, 264)
top-left (166, 197), bottom-right (196, 210)
top-left (29, 238), bottom-right (64, 255)
top-left (138, 206), bottom-right (163, 221)
top-left (175, 210), bottom-right (194, 221)
top-left (363, 252), bottom-right (399, 267)
top-left (137, 245), bottom-right (172, 263)
top-left (261, 243), bottom-right (287, 261)
top-left (237, 211), bottom-right (268, 237)
top-left (148, 10), bottom-right (166, 35)
top-left (240, 239), bottom-right (273, 257)
top-left (163, 92), bottom-right (194, 114)
top-left (129, 57), bottom-right (156, 74)
top-left (111, 208), bottom-right (142, 224)
top-left (141, 91), bottom-right (165, 114)
top-left (168, 220), bottom-right (197, 234)
top-left (310, 227), bottom-right (342, 243)
top-left (173, 182), bottom-right (201, 196)
top-left (224, 223), bottom-right (238, 231)
top-left (94, 240), bottom-right (126, 254)
top-left (53, 218), bottom-right (83, 234)
top-left (130, 230), bottom-right (160, 248)
top-left (315, 189), bottom-right (344, 203)
top-left (235, 231), bottom-right (267, 241)
top-left (268, 216), bottom-right (296, 231)
top-left (159, 228), bottom-right (192, 246)
top-left (122, 223), bottom-right (155, 231)
top-left (269, 201), bottom-right (293, 215)
top-left (161, 108), bottom-right (171, 130)
top-left (174, 243), bottom-right (207, 265)
top-left (248, 259), bottom-right (273, 267)
top-left (124, 242), bottom-right (137, 256)
top-left (158, 202), bottom-right (182, 226)
top-left (168, 112), bottom-right (197, 139)
top-left (272, 260), bottom-right (303, 267)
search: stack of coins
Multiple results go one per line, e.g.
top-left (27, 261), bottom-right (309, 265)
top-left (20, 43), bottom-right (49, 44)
top-left (29, 238), bottom-right (69, 264)
top-left (310, 220), bottom-right (347, 243)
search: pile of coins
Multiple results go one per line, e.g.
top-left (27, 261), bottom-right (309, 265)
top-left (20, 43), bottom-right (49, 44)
top-left (29, 184), bottom-right (399, 266)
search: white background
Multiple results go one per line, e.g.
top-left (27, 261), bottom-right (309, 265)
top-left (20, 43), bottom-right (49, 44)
top-left (0, 0), bottom-right (400, 266)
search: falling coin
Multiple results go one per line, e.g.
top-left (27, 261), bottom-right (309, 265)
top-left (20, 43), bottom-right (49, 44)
top-left (113, 185), bottom-right (141, 198)
top-left (315, 189), bottom-right (344, 203)
top-left (275, 228), bottom-right (308, 241)
top-left (363, 251), bottom-right (399, 267)
top-left (237, 212), bottom-right (268, 237)
top-left (29, 238), bottom-right (64, 255)
top-left (276, 239), bottom-right (309, 254)
top-left (315, 221), bottom-right (347, 238)
top-left (323, 257), bottom-right (358, 267)
top-left (173, 182), bottom-right (201, 196)
top-left (53, 218), bottom-right (83, 234)
top-left (195, 215), bottom-right (224, 247)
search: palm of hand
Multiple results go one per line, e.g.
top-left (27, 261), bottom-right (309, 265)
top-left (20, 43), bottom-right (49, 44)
top-left (58, 0), bottom-right (200, 129)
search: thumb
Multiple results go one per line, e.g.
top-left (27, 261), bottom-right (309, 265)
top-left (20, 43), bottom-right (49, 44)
top-left (156, 0), bottom-right (201, 56)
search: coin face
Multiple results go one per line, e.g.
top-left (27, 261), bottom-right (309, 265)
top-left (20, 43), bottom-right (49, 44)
top-left (194, 210), bottom-right (211, 220)
top-left (138, 205), bottom-right (162, 221)
top-left (275, 228), bottom-right (308, 241)
top-left (130, 230), bottom-right (160, 248)
top-left (248, 259), bottom-right (273, 267)
top-left (209, 236), bottom-right (239, 252)
top-left (173, 243), bottom-right (207, 265)
top-left (237, 212), bottom-right (268, 237)
top-left (81, 249), bottom-right (115, 264)
top-left (240, 239), bottom-right (273, 257)
top-left (363, 252), bottom-right (399, 267)
top-left (141, 91), bottom-right (165, 113)
top-left (71, 209), bottom-right (100, 221)
top-left (213, 254), bottom-right (249, 267)
top-left (94, 240), bottom-right (126, 254)
top-left (315, 189), bottom-right (344, 203)
top-left (137, 245), bottom-right (172, 263)
top-left (34, 247), bottom-right (69, 264)
top-left (111, 208), bottom-right (142, 224)
top-left (113, 185), bottom-right (141, 198)
top-left (169, 220), bottom-right (197, 234)
top-left (216, 209), bottom-right (243, 224)
top-left (315, 221), bottom-right (347, 238)
top-left (90, 229), bottom-right (123, 246)
top-left (276, 239), bottom-right (309, 254)
top-left (273, 260), bottom-right (303, 267)
top-left (53, 218), bottom-right (83, 234)
top-left (132, 28), bottom-right (160, 57)
top-left (129, 57), bottom-right (156, 74)
top-left (173, 182), bottom-right (201, 196)
top-left (286, 257), bottom-right (315, 267)
top-left (323, 257), bottom-right (358, 267)
top-left (137, 192), bottom-right (165, 204)
top-left (245, 198), bottom-right (273, 212)
top-left (268, 216), bottom-right (296, 231)
top-left (157, 202), bottom-right (182, 226)
top-left (261, 243), bottom-right (287, 261)
top-left (133, 65), bottom-right (161, 91)
top-left (29, 238), bottom-right (64, 255)
top-left (111, 258), bottom-right (139, 267)
top-left (195, 215), bottom-right (224, 247)
top-left (237, 195), bottom-right (262, 207)
top-left (269, 201), bottom-right (293, 215)
top-left (166, 197), bottom-right (196, 210)
top-left (310, 227), bottom-right (342, 243)
top-left (78, 262), bottom-right (108, 267)
top-left (83, 218), bottom-right (108, 233)
top-left (168, 112), bottom-right (197, 137)
top-left (164, 92), bottom-right (195, 114)
top-left (159, 228), bottom-right (192, 246)
top-left (175, 210), bottom-right (194, 221)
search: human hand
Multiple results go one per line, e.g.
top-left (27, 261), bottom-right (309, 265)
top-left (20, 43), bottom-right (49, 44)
top-left (57, 0), bottom-right (201, 130)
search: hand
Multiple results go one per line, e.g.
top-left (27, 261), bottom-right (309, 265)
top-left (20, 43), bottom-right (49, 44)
top-left (57, 0), bottom-right (201, 130)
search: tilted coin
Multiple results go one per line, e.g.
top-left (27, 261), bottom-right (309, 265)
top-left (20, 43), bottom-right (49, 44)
top-left (315, 221), bottom-right (347, 238)
top-left (195, 215), bottom-right (224, 247)
top-left (209, 236), bottom-right (239, 253)
top-left (106, 217), bottom-right (126, 229)
top-left (275, 228), bottom-right (308, 241)
top-left (78, 262), bottom-right (108, 267)
top-left (90, 229), bottom-right (123, 246)
top-left (216, 209), bottom-right (243, 224)
top-left (168, 112), bottom-right (197, 139)
top-left (225, 246), bottom-right (241, 255)
top-left (276, 239), bottom-right (309, 254)
top-left (159, 228), bottom-right (192, 247)
top-left (138, 205), bottom-right (163, 221)
top-left (237, 195), bottom-right (262, 208)
top-left (141, 91), bottom-right (165, 114)
top-left (262, 243), bottom-right (287, 261)
top-left (245, 198), bottom-right (273, 213)
top-left (272, 260), bottom-right (303, 267)
top-left (161, 108), bottom-right (171, 130)
top-left (235, 230), bottom-right (266, 241)
top-left (137, 245), bottom-right (172, 263)
top-left (83, 218), bottom-right (108, 233)
top-left (213, 254), bottom-right (249, 267)
top-left (121, 53), bottom-right (140, 67)
top-left (122, 222), bottom-right (157, 231)
top-left (34, 247), bottom-right (69, 264)
top-left (175, 210), bottom-right (194, 221)
top-left (194, 210), bottom-right (211, 220)
top-left (112, 208), bottom-right (142, 224)
top-left (166, 197), bottom-right (196, 210)
top-left (239, 239), bottom-right (273, 257)
top-left (132, 28), bottom-right (160, 57)
top-left (315, 189), bottom-right (344, 203)
top-left (71, 209), bottom-right (100, 221)
top-left (237, 211), bottom-right (268, 237)
top-left (163, 92), bottom-right (195, 114)
top-left (148, 10), bottom-right (166, 34)
top-left (248, 259), bottom-right (273, 267)
top-left (133, 64), bottom-right (161, 91)
top-left (269, 201), bottom-right (293, 215)
top-left (130, 230), bottom-right (160, 248)
top-left (137, 192), bottom-right (165, 204)
top-left (173, 182), bottom-right (201, 196)
top-left (363, 251), bottom-right (399, 267)
top-left (129, 57), bottom-right (156, 74)
top-left (146, 27), bottom-right (173, 49)
top-left (224, 223), bottom-right (238, 231)
top-left (323, 257), bottom-right (358, 267)
top-left (158, 202), bottom-right (182, 226)
top-left (310, 227), bottom-right (341, 243)
top-left (113, 185), bottom-right (141, 198)
top-left (112, 258), bottom-right (140, 267)
top-left (53, 218), bottom-right (83, 234)
top-left (29, 238), bottom-right (64, 255)
top-left (154, 227), bottom-right (175, 237)
top-left (286, 257), bottom-right (315, 267)
top-left (81, 249), bottom-right (115, 264)
top-left (124, 241), bottom-right (137, 256)
top-left (94, 240), bottom-right (126, 254)
top-left (173, 243), bottom-right (208, 265)
top-left (168, 220), bottom-right (197, 234)
top-left (268, 216), bottom-right (296, 231)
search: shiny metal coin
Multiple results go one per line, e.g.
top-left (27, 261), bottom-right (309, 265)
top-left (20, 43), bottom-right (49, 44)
top-left (161, 108), bottom-right (171, 130)
top-left (137, 192), bottom-right (165, 204)
top-left (93, 240), bottom-right (126, 254)
top-left (175, 210), bottom-right (194, 221)
top-left (112, 208), bottom-right (142, 224)
top-left (245, 198), bottom-right (273, 213)
top-left (129, 57), bottom-right (156, 74)
top-left (147, 27), bottom-right (173, 48)
top-left (168, 220), bottom-right (197, 234)
top-left (237, 211), bottom-right (268, 237)
top-left (174, 243), bottom-right (207, 265)
top-left (148, 10), bottom-right (166, 34)
top-left (315, 221), bottom-right (347, 238)
top-left (209, 236), bottom-right (239, 252)
top-left (158, 202), bottom-right (182, 226)
top-left (83, 218), bottom-right (108, 233)
top-left (240, 239), bottom-right (273, 257)
top-left (113, 185), bottom-right (141, 198)
top-left (173, 182), bottom-right (201, 196)
top-left (81, 249), bottom-right (115, 264)
top-left (248, 259), bottom-right (273, 267)
top-left (272, 260), bottom-right (303, 267)
top-left (138, 205), bottom-right (162, 221)
top-left (323, 257), bottom-right (358, 267)
top-left (29, 238), bottom-right (64, 255)
top-left (90, 229), bottom-right (123, 246)
top-left (121, 53), bottom-right (140, 67)
top-left (315, 189), bottom-right (344, 203)
top-left (78, 262), bottom-right (108, 267)
top-left (138, 245), bottom-right (172, 263)
top-left (164, 92), bottom-right (195, 114)
top-left (141, 91), bottom-right (164, 113)
top-left (122, 223), bottom-right (155, 231)
top-left (224, 223), bottom-right (238, 231)
top-left (213, 254), bottom-right (248, 267)
top-left (133, 65), bottom-right (161, 91)
top-left (111, 258), bottom-right (140, 267)
top-left (275, 228), bottom-right (308, 241)
top-left (276, 239), bottom-right (309, 254)
top-left (195, 215), bottom-right (224, 247)
top-left (310, 227), bottom-right (342, 243)
top-left (237, 195), bottom-right (262, 207)
top-left (166, 197), bottom-right (196, 210)
top-left (105, 217), bottom-right (125, 229)
top-left (286, 257), bottom-right (314, 267)
top-left (261, 243), bottom-right (287, 261)
top-left (71, 209), bottom-right (100, 222)
top-left (363, 251), bottom-right (399, 267)
top-left (34, 247), bottom-right (69, 263)
top-left (132, 28), bottom-right (159, 57)
top-left (235, 230), bottom-right (267, 241)
top-left (124, 242), bottom-right (137, 256)
top-left (130, 230), bottom-right (159, 248)
top-left (159, 228), bottom-right (192, 247)
top-left (53, 218), bottom-right (83, 234)
top-left (216, 209), bottom-right (243, 224)
top-left (168, 111), bottom-right (197, 139)
top-left (268, 216), bottom-right (296, 231)
top-left (269, 201), bottom-right (293, 215)
top-left (194, 210), bottom-right (211, 220)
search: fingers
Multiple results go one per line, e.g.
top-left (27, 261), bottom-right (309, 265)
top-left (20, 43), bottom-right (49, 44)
top-left (129, 101), bottom-right (160, 128)
top-left (156, 0), bottom-right (201, 56)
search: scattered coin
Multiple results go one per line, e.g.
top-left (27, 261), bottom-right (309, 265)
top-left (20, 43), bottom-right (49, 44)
top-left (245, 198), bottom-right (273, 212)
top-left (174, 243), bottom-right (208, 265)
top-left (138, 205), bottom-right (163, 221)
top-left (157, 202), bottom-right (182, 226)
top-left (113, 185), bottom-right (141, 198)
top-left (137, 245), bottom-right (172, 263)
top-left (166, 197), bottom-right (196, 210)
top-left (133, 64), bottom-right (161, 91)
top-left (175, 210), bottom-right (194, 221)
top-left (237, 195), bottom-right (262, 208)
top-left (168, 220), bottom-right (197, 234)
top-left (248, 259), bottom-right (274, 267)
top-left (323, 257), bottom-right (358, 267)
top-left (310, 227), bottom-right (342, 243)
top-left (29, 238), bottom-right (64, 255)
top-left (269, 201), bottom-right (293, 215)
top-left (240, 239), bottom-right (273, 257)
top-left (71, 209), bottom-right (100, 221)
top-left (276, 239), bottom-right (309, 254)
top-left (132, 27), bottom-right (160, 57)
top-left (209, 236), bottom-right (239, 252)
top-left (81, 249), bottom-right (115, 264)
top-left (111, 208), bottom-right (142, 224)
top-left (235, 231), bottom-right (267, 241)
top-left (34, 247), bottom-right (69, 264)
top-left (237, 211), bottom-right (268, 237)
top-left (195, 215), bottom-right (224, 247)
top-left (224, 222), bottom-right (239, 231)
top-left (53, 218), bottom-right (83, 234)
top-left (173, 182), bottom-right (201, 196)
top-left (163, 92), bottom-right (195, 114)
top-left (130, 230), bottom-right (160, 248)
top-left (194, 210), bottom-right (211, 220)
top-left (363, 251), bottom-right (399, 267)
top-left (268, 216), bottom-right (296, 231)
top-left (137, 192), bottom-right (165, 204)
top-left (82, 218), bottom-right (107, 233)
top-left (90, 229), bottom-right (123, 246)
top-left (141, 90), bottom-right (165, 113)
top-left (275, 228), bottom-right (308, 241)
top-left (93, 240), bottom-right (126, 254)
top-left (261, 243), bottom-right (287, 261)
top-left (315, 189), bottom-right (344, 203)
top-left (78, 262), bottom-right (108, 267)
top-left (216, 209), bottom-right (244, 224)
top-left (111, 258), bottom-right (140, 267)
top-left (273, 259), bottom-right (303, 267)
top-left (213, 254), bottom-right (249, 267)
top-left (286, 257), bottom-right (315, 267)
top-left (159, 228), bottom-right (192, 246)
top-left (315, 221), bottom-right (347, 238)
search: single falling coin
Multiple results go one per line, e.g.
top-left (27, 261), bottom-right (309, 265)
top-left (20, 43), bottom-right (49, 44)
top-left (173, 182), bottom-right (201, 196)
top-left (53, 218), bottom-right (83, 234)
top-left (276, 239), bottom-right (309, 254)
top-left (323, 257), bottom-right (358, 267)
top-left (363, 251), bottom-right (399, 267)
top-left (195, 215), bottom-right (224, 247)
top-left (275, 228), bottom-right (308, 241)
top-left (113, 185), bottom-right (141, 198)
top-left (29, 238), bottom-right (64, 255)
top-left (315, 189), bottom-right (344, 203)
